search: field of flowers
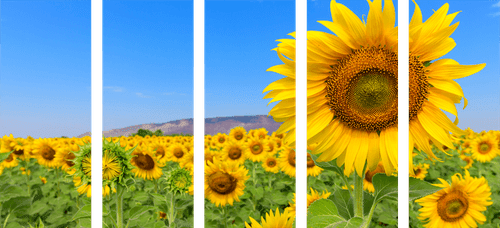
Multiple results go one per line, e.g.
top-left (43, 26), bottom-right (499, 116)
top-left (1, 128), bottom-right (498, 228)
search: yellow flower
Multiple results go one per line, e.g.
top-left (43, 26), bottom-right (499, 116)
top-left (245, 208), bottom-right (294, 228)
top-left (32, 138), bottom-right (60, 168)
top-left (416, 171), bottom-right (492, 228)
top-left (265, 0), bottom-right (485, 178)
top-left (307, 188), bottom-right (331, 208)
top-left (205, 157), bottom-right (249, 207)
top-left (364, 162), bottom-right (385, 193)
top-left (410, 163), bottom-right (429, 180)
top-left (131, 145), bottom-right (164, 180)
top-left (245, 138), bottom-right (269, 162)
top-left (307, 153), bottom-right (323, 177)
top-left (470, 134), bottom-right (499, 163)
top-left (460, 155), bottom-right (473, 170)
top-left (277, 146), bottom-right (295, 178)
top-left (220, 140), bottom-right (247, 165)
top-left (228, 127), bottom-right (247, 143)
top-left (39, 176), bottom-right (47, 184)
top-left (262, 156), bottom-right (280, 173)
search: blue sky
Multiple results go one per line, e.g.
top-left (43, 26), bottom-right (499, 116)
top-left (1, 0), bottom-right (498, 138)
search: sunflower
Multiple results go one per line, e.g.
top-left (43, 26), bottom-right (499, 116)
top-left (410, 163), bottom-right (429, 180)
top-left (262, 155), bottom-right (280, 173)
top-left (205, 157), bottom-right (249, 207)
top-left (205, 148), bottom-right (217, 165)
top-left (277, 146), bottom-right (295, 178)
top-left (263, 139), bottom-right (278, 157)
top-left (0, 134), bottom-right (16, 153)
top-left (470, 134), bottom-right (499, 163)
top-left (459, 155), bottom-right (473, 170)
top-left (416, 170), bottom-right (492, 228)
top-left (245, 208), bottom-right (294, 228)
top-left (11, 138), bottom-right (31, 161)
top-left (307, 152), bottom-right (323, 177)
top-left (39, 176), bottom-right (47, 184)
top-left (220, 140), bottom-right (247, 165)
top-left (307, 188), bottom-right (331, 208)
top-left (131, 145), bottom-right (163, 180)
top-left (364, 162), bottom-right (385, 193)
top-left (151, 141), bottom-right (169, 164)
top-left (285, 187), bottom-right (332, 218)
top-left (77, 183), bottom-right (92, 198)
top-left (54, 147), bottom-right (76, 172)
top-left (103, 151), bottom-right (122, 181)
top-left (0, 165), bottom-right (3, 176)
top-left (167, 143), bottom-right (188, 163)
top-left (31, 138), bottom-right (61, 168)
top-left (103, 185), bottom-right (117, 197)
top-left (252, 128), bottom-right (268, 140)
top-left (264, 0), bottom-right (485, 177)
top-left (245, 138), bottom-right (269, 162)
top-left (158, 211), bottom-right (167, 220)
top-left (229, 126), bottom-right (247, 143)
top-left (460, 139), bottom-right (472, 154)
top-left (0, 153), bottom-right (18, 168)
top-left (212, 133), bottom-right (228, 148)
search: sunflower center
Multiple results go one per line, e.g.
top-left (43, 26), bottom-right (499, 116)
top-left (307, 154), bottom-right (315, 168)
top-left (413, 168), bottom-right (421, 176)
top-left (288, 150), bottom-right (296, 167)
top-left (208, 171), bottom-right (237, 195)
top-left (234, 132), bottom-right (243, 140)
top-left (326, 47), bottom-right (398, 131)
top-left (267, 144), bottom-right (274, 152)
top-left (173, 148), bottom-right (184, 158)
top-left (42, 147), bottom-right (56, 161)
top-left (437, 190), bottom-right (469, 222)
top-left (218, 137), bottom-right (225, 144)
top-left (266, 158), bottom-right (277, 167)
top-left (5, 154), bottom-right (14, 162)
top-left (479, 143), bottom-right (491, 154)
top-left (134, 154), bottom-right (155, 170)
top-left (65, 152), bottom-right (76, 167)
top-left (156, 147), bottom-right (165, 159)
top-left (13, 149), bottom-right (24, 155)
top-left (409, 55), bottom-right (429, 120)
top-left (251, 144), bottom-right (263, 155)
top-left (228, 147), bottom-right (242, 160)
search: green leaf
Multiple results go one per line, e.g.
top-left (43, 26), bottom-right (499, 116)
top-left (363, 191), bottom-right (375, 216)
top-left (329, 189), bottom-right (354, 220)
top-left (127, 205), bottom-right (155, 221)
top-left (38, 217), bottom-right (45, 228)
top-left (5, 222), bottom-right (21, 228)
top-left (254, 187), bottom-right (264, 200)
top-left (0, 151), bottom-right (13, 163)
top-left (2, 196), bottom-right (31, 213)
top-left (335, 217), bottom-right (364, 228)
top-left (78, 218), bottom-right (92, 228)
top-left (309, 153), bottom-right (344, 177)
top-left (0, 184), bottom-right (29, 202)
top-left (372, 173), bottom-right (398, 203)
top-left (72, 205), bottom-right (92, 220)
top-left (29, 200), bottom-right (50, 215)
top-left (307, 199), bottom-right (345, 228)
top-left (409, 177), bottom-right (442, 201)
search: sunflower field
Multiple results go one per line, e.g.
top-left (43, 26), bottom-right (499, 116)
top-left (0, 127), bottom-right (500, 228)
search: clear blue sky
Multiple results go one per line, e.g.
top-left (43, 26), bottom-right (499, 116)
top-left (2, 0), bottom-right (497, 138)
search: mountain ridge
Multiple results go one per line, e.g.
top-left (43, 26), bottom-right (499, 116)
top-left (77, 115), bottom-right (282, 137)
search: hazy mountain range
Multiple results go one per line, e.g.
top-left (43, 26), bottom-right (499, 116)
top-left (77, 115), bottom-right (282, 137)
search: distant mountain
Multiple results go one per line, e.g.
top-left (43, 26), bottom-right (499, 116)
top-left (77, 115), bottom-right (282, 138)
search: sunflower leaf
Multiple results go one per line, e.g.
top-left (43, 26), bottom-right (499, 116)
top-left (334, 217), bottom-right (365, 228)
top-left (307, 199), bottom-right (345, 228)
top-left (329, 189), bottom-right (354, 220)
top-left (409, 177), bottom-right (442, 201)
top-left (372, 173), bottom-right (398, 203)
top-left (72, 205), bottom-right (91, 221)
top-left (309, 153), bottom-right (344, 177)
top-left (0, 150), bottom-right (14, 163)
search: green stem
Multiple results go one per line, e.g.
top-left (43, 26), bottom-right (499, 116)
top-left (222, 207), bottom-right (228, 228)
top-left (340, 173), bottom-right (353, 197)
top-left (56, 168), bottom-right (61, 197)
top-left (116, 185), bottom-right (125, 228)
top-left (354, 173), bottom-right (364, 218)
top-left (168, 192), bottom-right (176, 228)
top-left (154, 179), bottom-right (158, 194)
top-left (252, 162), bottom-right (257, 186)
top-left (361, 202), bottom-right (377, 228)
top-left (2, 213), bottom-right (10, 228)
top-left (24, 162), bottom-right (30, 196)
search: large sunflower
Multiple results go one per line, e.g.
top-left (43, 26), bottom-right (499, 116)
top-left (263, 0), bottom-right (485, 177)
top-left (205, 157), bottom-right (249, 207)
top-left (416, 171), bottom-right (492, 228)
top-left (278, 146), bottom-right (296, 178)
top-left (220, 140), bottom-right (247, 165)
